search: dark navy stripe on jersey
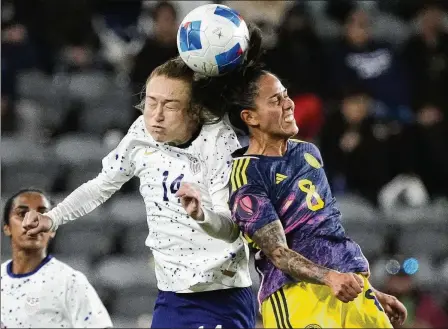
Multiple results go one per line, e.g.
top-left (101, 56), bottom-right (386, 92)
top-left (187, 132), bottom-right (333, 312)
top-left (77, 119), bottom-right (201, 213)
top-left (7, 254), bottom-right (53, 278)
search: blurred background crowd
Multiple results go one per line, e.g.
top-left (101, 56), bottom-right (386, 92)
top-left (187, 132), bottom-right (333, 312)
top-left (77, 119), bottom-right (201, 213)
top-left (1, 0), bottom-right (448, 327)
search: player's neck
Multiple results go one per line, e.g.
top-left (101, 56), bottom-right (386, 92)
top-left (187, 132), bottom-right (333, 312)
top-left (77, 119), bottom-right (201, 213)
top-left (11, 248), bottom-right (48, 275)
top-left (247, 135), bottom-right (288, 156)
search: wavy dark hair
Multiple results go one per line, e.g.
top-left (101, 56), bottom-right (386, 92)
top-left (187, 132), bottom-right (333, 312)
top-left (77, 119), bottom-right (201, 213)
top-left (191, 23), bottom-right (269, 134)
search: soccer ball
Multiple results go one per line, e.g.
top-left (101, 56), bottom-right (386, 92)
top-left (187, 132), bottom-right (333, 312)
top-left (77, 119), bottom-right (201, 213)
top-left (177, 4), bottom-right (250, 76)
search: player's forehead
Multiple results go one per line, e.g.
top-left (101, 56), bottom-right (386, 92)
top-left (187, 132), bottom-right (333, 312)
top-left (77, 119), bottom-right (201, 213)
top-left (12, 192), bottom-right (50, 210)
top-left (146, 75), bottom-right (191, 102)
top-left (257, 73), bottom-right (286, 100)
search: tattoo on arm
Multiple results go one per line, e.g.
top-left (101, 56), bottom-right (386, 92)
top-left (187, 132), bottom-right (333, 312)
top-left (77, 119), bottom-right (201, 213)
top-left (252, 220), bottom-right (334, 285)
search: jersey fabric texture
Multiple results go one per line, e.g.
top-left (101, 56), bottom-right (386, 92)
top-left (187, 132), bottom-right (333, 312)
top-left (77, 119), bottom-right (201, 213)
top-left (46, 116), bottom-right (252, 293)
top-left (1, 255), bottom-right (112, 328)
top-left (229, 140), bottom-right (370, 304)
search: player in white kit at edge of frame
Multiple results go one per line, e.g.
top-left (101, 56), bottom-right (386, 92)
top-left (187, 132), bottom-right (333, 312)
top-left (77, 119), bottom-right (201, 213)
top-left (21, 57), bottom-right (256, 328)
top-left (1, 189), bottom-right (113, 328)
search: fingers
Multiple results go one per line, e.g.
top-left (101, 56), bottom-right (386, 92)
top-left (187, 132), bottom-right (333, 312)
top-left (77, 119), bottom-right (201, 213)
top-left (22, 210), bottom-right (39, 230)
top-left (26, 226), bottom-right (44, 236)
top-left (352, 273), bottom-right (364, 290)
top-left (176, 182), bottom-right (201, 200)
top-left (390, 298), bottom-right (407, 326)
top-left (334, 273), bottom-right (364, 303)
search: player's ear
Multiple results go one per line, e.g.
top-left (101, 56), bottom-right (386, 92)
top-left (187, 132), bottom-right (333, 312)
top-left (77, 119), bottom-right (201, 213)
top-left (3, 224), bottom-right (11, 237)
top-left (49, 231), bottom-right (56, 239)
top-left (241, 109), bottom-right (259, 127)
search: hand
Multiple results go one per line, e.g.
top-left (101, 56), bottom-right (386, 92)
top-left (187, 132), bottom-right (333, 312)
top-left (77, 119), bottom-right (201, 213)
top-left (324, 272), bottom-right (364, 303)
top-left (175, 183), bottom-right (204, 221)
top-left (22, 210), bottom-right (52, 235)
top-left (375, 290), bottom-right (407, 326)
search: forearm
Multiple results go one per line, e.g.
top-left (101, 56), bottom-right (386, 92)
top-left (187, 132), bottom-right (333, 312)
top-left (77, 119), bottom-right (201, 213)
top-left (270, 246), bottom-right (335, 285)
top-left (45, 173), bottom-right (122, 227)
top-left (253, 220), bottom-right (336, 285)
top-left (197, 207), bottom-right (240, 243)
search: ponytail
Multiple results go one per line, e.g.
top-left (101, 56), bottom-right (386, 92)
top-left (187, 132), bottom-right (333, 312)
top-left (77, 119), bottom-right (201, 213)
top-left (192, 23), bottom-right (267, 133)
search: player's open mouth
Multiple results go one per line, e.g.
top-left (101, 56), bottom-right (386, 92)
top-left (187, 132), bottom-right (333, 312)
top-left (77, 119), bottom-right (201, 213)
top-left (284, 114), bottom-right (294, 123)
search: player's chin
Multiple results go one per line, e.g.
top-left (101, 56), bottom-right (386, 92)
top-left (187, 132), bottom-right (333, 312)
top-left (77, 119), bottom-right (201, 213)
top-left (281, 123), bottom-right (299, 138)
top-left (19, 240), bottom-right (47, 250)
top-left (151, 131), bottom-right (168, 142)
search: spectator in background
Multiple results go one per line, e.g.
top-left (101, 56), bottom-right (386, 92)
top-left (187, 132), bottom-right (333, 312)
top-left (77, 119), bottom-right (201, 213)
top-left (291, 94), bottom-right (324, 142)
top-left (402, 1), bottom-right (448, 111)
top-left (319, 86), bottom-right (393, 204)
top-left (130, 1), bottom-right (178, 113)
top-left (7, 0), bottom-right (102, 75)
top-left (401, 1), bottom-right (448, 199)
top-left (1, 0), bottom-right (38, 133)
top-left (92, 0), bottom-right (144, 73)
top-left (326, 1), bottom-right (412, 123)
top-left (263, 2), bottom-right (327, 99)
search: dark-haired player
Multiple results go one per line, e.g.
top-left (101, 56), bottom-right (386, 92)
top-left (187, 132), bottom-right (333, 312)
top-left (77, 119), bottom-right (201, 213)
top-left (188, 25), bottom-right (407, 328)
top-left (1, 189), bottom-right (112, 328)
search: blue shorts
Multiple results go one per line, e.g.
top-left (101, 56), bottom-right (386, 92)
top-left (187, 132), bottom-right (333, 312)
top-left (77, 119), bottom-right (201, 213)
top-left (151, 287), bottom-right (256, 328)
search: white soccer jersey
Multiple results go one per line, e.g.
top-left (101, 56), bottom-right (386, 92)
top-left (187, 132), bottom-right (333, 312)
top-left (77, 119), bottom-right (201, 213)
top-left (1, 256), bottom-right (112, 328)
top-left (46, 116), bottom-right (251, 293)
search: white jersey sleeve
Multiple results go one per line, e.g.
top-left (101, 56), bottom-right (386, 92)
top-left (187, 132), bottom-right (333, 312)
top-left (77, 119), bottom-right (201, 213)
top-left (197, 122), bottom-right (242, 242)
top-left (67, 271), bottom-right (113, 328)
top-left (46, 120), bottom-right (140, 227)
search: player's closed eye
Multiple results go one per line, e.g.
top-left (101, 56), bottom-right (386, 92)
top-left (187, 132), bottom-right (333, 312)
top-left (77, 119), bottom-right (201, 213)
top-left (164, 104), bottom-right (180, 112)
top-left (270, 94), bottom-right (289, 107)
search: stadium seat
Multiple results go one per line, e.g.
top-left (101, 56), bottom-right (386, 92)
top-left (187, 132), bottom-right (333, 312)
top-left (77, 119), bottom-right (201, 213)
top-left (109, 194), bottom-right (147, 225)
top-left (1, 233), bottom-right (12, 259)
top-left (79, 85), bottom-right (134, 135)
top-left (67, 72), bottom-right (112, 102)
top-left (336, 194), bottom-right (378, 223)
top-left (52, 226), bottom-right (116, 259)
top-left (398, 229), bottom-right (448, 259)
top-left (2, 170), bottom-right (55, 195)
top-left (387, 204), bottom-right (447, 226)
top-left (110, 316), bottom-right (138, 328)
top-left (342, 220), bottom-right (388, 259)
top-left (121, 222), bottom-right (150, 255)
top-left (64, 167), bottom-right (102, 191)
top-left (93, 256), bottom-right (157, 289)
top-left (53, 134), bottom-right (108, 166)
top-left (1, 137), bottom-right (50, 166)
top-left (440, 258), bottom-right (448, 286)
top-left (109, 286), bottom-right (158, 318)
top-left (16, 70), bottom-right (54, 102)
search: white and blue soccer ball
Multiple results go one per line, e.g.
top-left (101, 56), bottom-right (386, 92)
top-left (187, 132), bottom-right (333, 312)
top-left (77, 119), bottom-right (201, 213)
top-left (177, 4), bottom-right (250, 76)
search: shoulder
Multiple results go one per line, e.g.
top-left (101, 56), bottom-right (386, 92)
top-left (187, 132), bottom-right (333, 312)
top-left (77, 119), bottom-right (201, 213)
top-left (230, 154), bottom-right (264, 191)
top-left (50, 258), bottom-right (90, 286)
top-left (105, 116), bottom-right (147, 159)
top-left (122, 115), bottom-right (148, 143)
top-left (201, 120), bottom-right (238, 143)
top-left (289, 139), bottom-right (324, 168)
top-left (200, 120), bottom-right (240, 155)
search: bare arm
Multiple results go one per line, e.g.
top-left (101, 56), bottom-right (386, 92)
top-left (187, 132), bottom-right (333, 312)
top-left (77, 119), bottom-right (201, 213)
top-left (252, 220), bottom-right (335, 285)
